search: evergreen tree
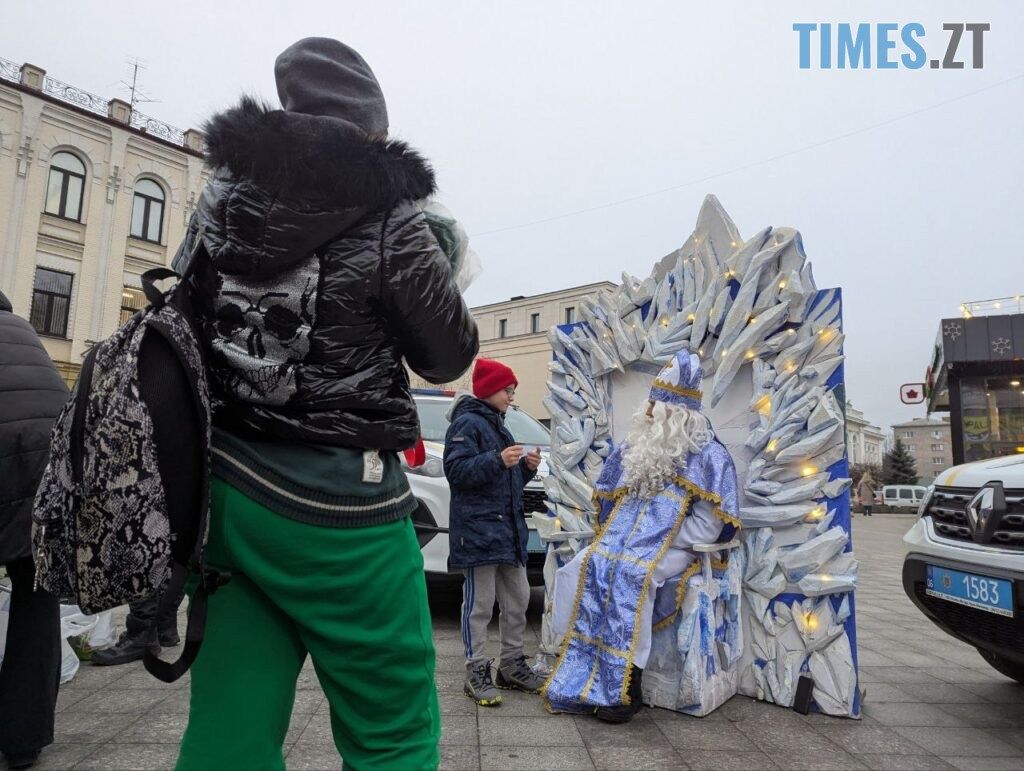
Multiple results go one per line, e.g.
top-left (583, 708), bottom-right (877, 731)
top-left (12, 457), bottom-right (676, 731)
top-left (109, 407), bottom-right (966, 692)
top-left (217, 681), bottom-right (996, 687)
top-left (882, 439), bottom-right (918, 485)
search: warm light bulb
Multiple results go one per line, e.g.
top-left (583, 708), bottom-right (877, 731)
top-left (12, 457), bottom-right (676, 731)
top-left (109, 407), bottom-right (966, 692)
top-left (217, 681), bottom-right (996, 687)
top-left (746, 350), bottom-right (755, 360)
top-left (801, 466), bottom-right (817, 477)
top-left (805, 613), bottom-right (819, 631)
top-left (779, 281), bottom-right (787, 289)
top-left (688, 314), bottom-right (696, 321)
top-left (698, 348), bottom-right (704, 356)
top-left (1012, 381), bottom-right (1021, 387)
top-left (766, 439), bottom-right (778, 452)
top-left (660, 317), bottom-right (669, 327)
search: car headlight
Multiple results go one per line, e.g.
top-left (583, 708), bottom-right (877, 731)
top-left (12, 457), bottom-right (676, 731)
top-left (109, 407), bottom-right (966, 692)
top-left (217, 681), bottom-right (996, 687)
top-left (404, 455), bottom-right (445, 478)
top-left (917, 485), bottom-right (934, 518)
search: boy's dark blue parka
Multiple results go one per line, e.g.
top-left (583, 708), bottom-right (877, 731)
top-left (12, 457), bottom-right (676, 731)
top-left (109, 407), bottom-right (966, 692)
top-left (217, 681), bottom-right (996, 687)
top-left (443, 394), bottom-right (535, 569)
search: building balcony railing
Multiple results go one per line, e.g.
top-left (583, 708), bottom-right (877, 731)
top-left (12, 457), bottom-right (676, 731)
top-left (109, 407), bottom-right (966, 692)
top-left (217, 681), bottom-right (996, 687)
top-left (1, 55), bottom-right (200, 152)
top-left (0, 57), bottom-right (20, 82)
top-left (41, 74), bottom-right (109, 116)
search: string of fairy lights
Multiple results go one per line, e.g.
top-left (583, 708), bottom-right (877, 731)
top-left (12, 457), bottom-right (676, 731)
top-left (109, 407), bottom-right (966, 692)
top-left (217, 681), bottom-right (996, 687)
top-left (959, 295), bottom-right (1024, 319)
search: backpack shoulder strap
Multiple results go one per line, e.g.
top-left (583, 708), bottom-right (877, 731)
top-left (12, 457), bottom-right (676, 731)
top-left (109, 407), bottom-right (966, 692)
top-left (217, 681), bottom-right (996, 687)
top-left (141, 227), bottom-right (207, 309)
top-left (143, 564), bottom-right (229, 683)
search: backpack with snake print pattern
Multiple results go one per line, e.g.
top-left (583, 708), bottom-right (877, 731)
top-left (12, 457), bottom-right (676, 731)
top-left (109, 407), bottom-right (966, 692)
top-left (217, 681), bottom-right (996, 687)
top-left (30, 239), bottom-right (227, 682)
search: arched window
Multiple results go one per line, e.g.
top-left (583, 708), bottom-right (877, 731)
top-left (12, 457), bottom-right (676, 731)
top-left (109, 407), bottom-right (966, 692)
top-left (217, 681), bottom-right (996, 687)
top-left (44, 151), bottom-right (86, 221)
top-left (131, 178), bottom-right (165, 243)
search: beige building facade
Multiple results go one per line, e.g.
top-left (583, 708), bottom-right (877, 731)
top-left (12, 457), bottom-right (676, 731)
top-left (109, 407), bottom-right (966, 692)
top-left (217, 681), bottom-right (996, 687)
top-left (891, 416), bottom-right (954, 485)
top-left (0, 57), bottom-right (206, 385)
top-left (409, 282), bottom-right (617, 421)
top-left (845, 402), bottom-right (885, 468)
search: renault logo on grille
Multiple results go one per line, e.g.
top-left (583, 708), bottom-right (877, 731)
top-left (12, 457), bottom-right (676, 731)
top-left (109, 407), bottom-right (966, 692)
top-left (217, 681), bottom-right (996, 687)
top-left (965, 482), bottom-right (1007, 544)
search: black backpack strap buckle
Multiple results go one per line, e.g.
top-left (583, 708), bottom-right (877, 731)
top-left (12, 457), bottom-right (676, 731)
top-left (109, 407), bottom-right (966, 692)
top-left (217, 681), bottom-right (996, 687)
top-left (201, 568), bottom-right (232, 594)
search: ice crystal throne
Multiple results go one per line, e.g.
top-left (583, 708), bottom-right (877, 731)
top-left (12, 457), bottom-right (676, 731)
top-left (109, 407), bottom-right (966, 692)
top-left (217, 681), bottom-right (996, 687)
top-left (534, 195), bottom-right (861, 718)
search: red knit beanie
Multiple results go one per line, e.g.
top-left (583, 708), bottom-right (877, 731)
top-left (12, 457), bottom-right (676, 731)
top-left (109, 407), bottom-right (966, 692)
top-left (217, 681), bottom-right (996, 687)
top-left (472, 358), bottom-right (518, 399)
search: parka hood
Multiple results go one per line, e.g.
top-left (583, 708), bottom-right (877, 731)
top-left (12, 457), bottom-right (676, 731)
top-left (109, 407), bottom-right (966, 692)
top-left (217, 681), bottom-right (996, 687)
top-left (449, 393), bottom-right (504, 426)
top-left (196, 96), bottom-right (437, 276)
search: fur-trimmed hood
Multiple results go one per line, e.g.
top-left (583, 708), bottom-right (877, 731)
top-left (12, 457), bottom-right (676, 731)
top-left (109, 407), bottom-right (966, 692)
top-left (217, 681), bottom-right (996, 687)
top-left (194, 97), bottom-right (437, 275)
top-left (203, 96), bottom-right (436, 207)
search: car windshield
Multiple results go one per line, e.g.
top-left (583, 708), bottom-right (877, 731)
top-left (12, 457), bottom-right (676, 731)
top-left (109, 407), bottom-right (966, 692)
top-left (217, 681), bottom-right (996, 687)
top-left (415, 397), bottom-right (551, 446)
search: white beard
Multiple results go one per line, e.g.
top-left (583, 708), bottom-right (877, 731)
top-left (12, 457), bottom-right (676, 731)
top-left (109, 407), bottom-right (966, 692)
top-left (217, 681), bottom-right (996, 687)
top-left (621, 401), bottom-right (712, 500)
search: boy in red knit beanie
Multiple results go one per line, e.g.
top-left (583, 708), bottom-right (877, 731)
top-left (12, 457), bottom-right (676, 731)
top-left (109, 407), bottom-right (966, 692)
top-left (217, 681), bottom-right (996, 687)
top-left (443, 359), bottom-right (544, 705)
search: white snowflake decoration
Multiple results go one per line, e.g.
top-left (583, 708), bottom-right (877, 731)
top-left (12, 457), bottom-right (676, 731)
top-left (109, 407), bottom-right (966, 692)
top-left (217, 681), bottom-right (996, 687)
top-left (993, 337), bottom-right (1012, 356)
top-left (943, 322), bottom-right (963, 341)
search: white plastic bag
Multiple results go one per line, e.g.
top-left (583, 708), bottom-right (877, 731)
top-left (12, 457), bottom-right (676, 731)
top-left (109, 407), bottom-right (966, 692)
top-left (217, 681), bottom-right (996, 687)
top-left (59, 635), bottom-right (79, 683)
top-left (58, 605), bottom-right (116, 682)
top-left (418, 200), bottom-right (483, 292)
top-left (88, 609), bottom-right (116, 649)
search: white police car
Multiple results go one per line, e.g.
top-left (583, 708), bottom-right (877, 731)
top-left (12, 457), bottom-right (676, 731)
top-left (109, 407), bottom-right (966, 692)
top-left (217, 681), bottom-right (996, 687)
top-left (403, 390), bottom-right (551, 584)
top-left (902, 454), bottom-right (1024, 683)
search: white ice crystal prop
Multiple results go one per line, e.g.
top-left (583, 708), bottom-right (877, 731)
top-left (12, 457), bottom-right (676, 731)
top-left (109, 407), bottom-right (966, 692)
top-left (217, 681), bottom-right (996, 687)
top-left (644, 558), bottom-right (745, 717)
top-left (534, 195), bottom-right (860, 718)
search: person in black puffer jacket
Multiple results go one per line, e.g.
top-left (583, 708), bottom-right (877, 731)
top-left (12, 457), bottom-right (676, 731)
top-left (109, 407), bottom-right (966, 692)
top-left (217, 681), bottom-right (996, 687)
top-left (444, 359), bottom-right (546, 707)
top-left (171, 38), bottom-right (478, 771)
top-left (0, 290), bottom-right (69, 769)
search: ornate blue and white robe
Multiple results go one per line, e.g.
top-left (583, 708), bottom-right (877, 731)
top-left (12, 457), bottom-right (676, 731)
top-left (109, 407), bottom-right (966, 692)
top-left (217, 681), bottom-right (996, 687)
top-left (544, 439), bottom-right (740, 712)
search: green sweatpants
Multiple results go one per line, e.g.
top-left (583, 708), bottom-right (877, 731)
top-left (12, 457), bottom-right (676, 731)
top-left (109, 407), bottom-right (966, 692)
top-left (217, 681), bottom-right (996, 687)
top-left (176, 478), bottom-right (440, 771)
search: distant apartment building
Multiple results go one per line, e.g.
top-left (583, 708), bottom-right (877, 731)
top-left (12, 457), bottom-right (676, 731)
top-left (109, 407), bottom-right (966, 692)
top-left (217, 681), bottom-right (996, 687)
top-left (845, 402), bottom-right (885, 467)
top-left (0, 57), bottom-right (207, 386)
top-left (891, 416), bottom-right (954, 485)
top-left (408, 282), bottom-right (617, 421)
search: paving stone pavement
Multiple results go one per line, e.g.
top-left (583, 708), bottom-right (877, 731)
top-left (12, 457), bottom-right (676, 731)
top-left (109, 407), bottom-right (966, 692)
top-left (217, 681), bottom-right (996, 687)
top-left (9, 514), bottom-right (1024, 770)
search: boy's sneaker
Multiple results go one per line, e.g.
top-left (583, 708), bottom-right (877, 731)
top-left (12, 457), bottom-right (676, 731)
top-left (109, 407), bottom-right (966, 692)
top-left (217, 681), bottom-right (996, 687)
top-left (496, 655), bottom-right (545, 693)
top-left (465, 659), bottom-right (503, 706)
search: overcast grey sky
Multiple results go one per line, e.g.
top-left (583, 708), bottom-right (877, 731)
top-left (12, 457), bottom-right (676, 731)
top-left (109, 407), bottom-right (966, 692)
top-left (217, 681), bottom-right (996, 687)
top-left (3, 1), bottom-right (1021, 436)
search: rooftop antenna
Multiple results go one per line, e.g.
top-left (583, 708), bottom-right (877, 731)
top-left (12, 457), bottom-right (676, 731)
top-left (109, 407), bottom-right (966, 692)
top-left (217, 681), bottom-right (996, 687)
top-left (120, 57), bottom-right (160, 117)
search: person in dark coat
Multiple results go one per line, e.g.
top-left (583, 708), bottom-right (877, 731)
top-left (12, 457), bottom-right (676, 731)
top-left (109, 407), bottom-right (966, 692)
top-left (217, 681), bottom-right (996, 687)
top-left (444, 358), bottom-right (544, 706)
top-left (0, 290), bottom-right (69, 769)
top-left (171, 38), bottom-right (479, 770)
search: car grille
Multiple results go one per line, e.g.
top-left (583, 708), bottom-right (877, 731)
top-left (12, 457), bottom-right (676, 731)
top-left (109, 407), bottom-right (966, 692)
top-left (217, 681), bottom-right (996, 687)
top-left (924, 486), bottom-right (1024, 550)
top-left (913, 583), bottom-right (1024, 650)
top-left (523, 489), bottom-right (549, 514)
